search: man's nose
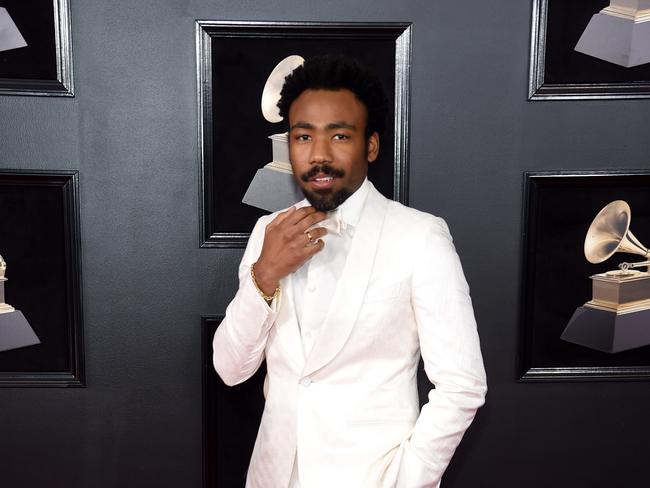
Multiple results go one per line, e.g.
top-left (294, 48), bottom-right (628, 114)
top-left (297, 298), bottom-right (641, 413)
top-left (309, 136), bottom-right (332, 164)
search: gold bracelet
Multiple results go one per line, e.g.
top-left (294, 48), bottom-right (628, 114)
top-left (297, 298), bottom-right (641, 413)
top-left (250, 263), bottom-right (280, 304)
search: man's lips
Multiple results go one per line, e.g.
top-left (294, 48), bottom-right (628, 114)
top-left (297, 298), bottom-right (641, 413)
top-left (309, 174), bottom-right (336, 190)
top-left (301, 165), bottom-right (345, 183)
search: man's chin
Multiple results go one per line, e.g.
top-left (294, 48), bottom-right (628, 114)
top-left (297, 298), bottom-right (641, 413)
top-left (302, 187), bottom-right (351, 212)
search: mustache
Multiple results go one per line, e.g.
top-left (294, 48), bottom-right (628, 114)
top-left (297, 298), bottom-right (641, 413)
top-left (300, 165), bottom-right (345, 182)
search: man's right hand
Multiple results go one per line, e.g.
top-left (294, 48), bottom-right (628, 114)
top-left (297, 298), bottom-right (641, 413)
top-left (253, 206), bottom-right (328, 295)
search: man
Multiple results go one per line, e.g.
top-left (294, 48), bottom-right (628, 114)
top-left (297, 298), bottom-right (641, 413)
top-left (213, 55), bottom-right (487, 488)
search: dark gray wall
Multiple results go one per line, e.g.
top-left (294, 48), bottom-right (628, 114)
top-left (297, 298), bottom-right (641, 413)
top-left (2, 1), bottom-right (649, 487)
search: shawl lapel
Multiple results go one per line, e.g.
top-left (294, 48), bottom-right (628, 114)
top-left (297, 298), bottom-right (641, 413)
top-left (301, 185), bottom-right (388, 378)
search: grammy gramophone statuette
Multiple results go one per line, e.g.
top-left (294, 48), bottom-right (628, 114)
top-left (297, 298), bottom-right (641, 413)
top-left (242, 55), bottom-right (305, 212)
top-left (0, 254), bottom-right (40, 352)
top-left (561, 200), bottom-right (650, 353)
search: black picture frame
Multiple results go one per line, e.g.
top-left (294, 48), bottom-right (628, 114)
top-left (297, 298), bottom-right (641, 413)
top-left (0, 0), bottom-right (74, 97)
top-left (529, 0), bottom-right (650, 100)
top-left (520, 170), bottom-right (650, 381)
top-left (202, 316), bottom-right (265, 488)
top-left (196, 21), bottom-right (411, 248)
top-left (0, 169), bottom-right (84, 386)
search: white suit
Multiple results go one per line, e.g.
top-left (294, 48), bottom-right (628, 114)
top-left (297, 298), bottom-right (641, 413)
top-left (213, 182), bottom-right (487, 488)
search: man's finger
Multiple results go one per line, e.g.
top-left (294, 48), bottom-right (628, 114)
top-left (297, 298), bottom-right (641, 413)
top-left (283, 206), bottom-right (319, 226)
top-left (269, 206), bottom-right (296, 227)
top-left (303, 238), bottom-right (325, 257)
top-left (295, 211), bottom-right (328, 232)
top-left (303, 227), bottom-right (327, 244)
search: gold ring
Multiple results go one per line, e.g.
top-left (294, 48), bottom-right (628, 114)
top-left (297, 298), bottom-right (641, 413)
top-left (306, 231), bottom-right (314, 242)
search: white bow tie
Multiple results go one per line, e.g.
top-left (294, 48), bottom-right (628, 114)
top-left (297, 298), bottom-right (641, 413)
top-left (309, 210), bottom-right (346, 236)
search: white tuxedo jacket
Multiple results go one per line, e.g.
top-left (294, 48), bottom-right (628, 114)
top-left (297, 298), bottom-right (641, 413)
top-left (214, 183), bottom-right (487, 488)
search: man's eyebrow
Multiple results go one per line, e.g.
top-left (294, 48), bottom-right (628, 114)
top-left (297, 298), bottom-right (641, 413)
top-left (289, 121), bottom-right (357, 131)
top-left (326, 122), bottom-right (357, 131)
top-left (289, 122), bottom-right (314, 131)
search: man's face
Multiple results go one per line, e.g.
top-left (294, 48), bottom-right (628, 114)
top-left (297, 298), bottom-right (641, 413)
top-left (288, 88), bottom-right (379, 212)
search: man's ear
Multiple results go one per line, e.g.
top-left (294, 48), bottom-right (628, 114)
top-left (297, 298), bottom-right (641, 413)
top-left (366, 132), bottom-right (380, 163)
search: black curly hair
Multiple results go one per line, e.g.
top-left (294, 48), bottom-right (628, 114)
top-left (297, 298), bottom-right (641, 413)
top-left (277, 54), bottom-right (389, 140)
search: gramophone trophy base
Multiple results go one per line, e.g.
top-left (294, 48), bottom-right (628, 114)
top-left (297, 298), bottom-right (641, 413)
top-left (242, 131), bottom-right (303, 212)
top-left (0, 7), bottom-right (28, 53)
top-left (561, 306), bottom-right (650, 353)
top-left (0, 309), bottom-right (40, 352)
top-left (0, 277), bottom-right (41, 352)
top-left (562, 272), bottom-right (650, 353)
top-left (575, 7), bottom-right (650, 68)
top-left (242, 165), bottom-right (303, 213)
top-left (587, 271), bottom-right (650, 313)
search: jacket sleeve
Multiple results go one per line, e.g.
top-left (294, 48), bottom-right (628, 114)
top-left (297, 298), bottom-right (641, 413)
top-left (212, 216), bottom-right (279, 386)
top-left (396, 217), bottom-right (487, 487)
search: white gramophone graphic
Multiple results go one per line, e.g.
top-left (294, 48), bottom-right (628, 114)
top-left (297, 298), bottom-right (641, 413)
top-left (242, 55), bottom-right (305, 212)
top-left (561, 200), bottom-right (650, 353)
top-left (575, 0), bottom-right (650, 67)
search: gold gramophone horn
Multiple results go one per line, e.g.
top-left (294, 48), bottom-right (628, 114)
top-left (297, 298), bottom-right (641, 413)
top-left (584, 200), bottom-right (650, 264)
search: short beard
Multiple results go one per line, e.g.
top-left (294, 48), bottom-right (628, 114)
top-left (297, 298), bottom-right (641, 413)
top-left (303, 187), bottom-right (352, 212)
top-left (299, 164), bottom-right (350, 212)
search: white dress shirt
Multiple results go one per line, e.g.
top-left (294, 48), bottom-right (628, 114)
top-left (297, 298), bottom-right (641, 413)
top-left (289, 178), bottom-right (370, 487)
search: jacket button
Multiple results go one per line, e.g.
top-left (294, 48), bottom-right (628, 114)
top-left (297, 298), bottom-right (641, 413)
top-left (300, 377), bottom-right (312, 387)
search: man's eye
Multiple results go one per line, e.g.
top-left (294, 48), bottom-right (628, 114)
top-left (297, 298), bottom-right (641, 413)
top-left (295, 134), bottom-right (311, 141)
top-left (333, 134), bottom-right (349, 140)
